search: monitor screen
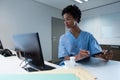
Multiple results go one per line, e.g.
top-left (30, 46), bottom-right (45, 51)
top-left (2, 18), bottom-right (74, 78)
top-left (0, 40), bottom-right (3, 49)
top-left (13, 32), bottom-right (45, 69)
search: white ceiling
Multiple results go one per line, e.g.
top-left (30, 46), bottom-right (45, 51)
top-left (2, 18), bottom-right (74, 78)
top-left (34, 0), bottom-right (120, 11)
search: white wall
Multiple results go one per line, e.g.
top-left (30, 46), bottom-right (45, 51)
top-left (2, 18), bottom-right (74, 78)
top-left (0, 0), bottom-right (61, 61)
top-left (80, 2), bottom-right (120, 45)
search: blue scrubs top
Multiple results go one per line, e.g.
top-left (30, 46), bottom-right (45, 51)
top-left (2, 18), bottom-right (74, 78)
top-left (58, 30), bottom-right (102, 59)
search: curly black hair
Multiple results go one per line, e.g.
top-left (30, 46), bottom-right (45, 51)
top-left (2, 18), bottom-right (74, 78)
top-left (62, 5), bottom-right (81, 23)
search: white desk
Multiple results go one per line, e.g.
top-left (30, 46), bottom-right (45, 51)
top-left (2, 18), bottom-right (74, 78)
top-left (74, 57), bottom-right (120, 80)
top-left (0, 50), bottom-right (120, 80)
top-left (0, 55), bottom-right (27, 73)
top-left (0, 50), bottom-right (60, 73)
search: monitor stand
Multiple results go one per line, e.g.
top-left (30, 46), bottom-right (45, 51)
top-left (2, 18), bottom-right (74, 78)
top-left (22, 64), bottom-right (55, 72)
top-left (23, 67), bottom-right (39, 72)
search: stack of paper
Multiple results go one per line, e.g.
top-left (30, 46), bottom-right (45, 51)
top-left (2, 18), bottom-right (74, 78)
top-left (0, 73), bottom-right (79, 80)
top-left (35, 67), bottom-right (97, 80)
top-left (0, 67), bottom-right (96, 80)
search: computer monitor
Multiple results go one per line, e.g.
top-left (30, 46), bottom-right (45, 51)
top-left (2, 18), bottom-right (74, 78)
top-left (0, 40), bottom-right (3, 49)
top-left (13, 32), bottom-right (55, 71)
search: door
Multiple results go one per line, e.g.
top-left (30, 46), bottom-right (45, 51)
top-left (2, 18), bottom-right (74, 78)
top-left (51, 17), bottom-right (65, 63)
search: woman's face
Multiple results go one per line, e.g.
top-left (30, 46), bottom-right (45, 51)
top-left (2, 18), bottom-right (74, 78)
top-left (63, 13), bottom-right (76, 28)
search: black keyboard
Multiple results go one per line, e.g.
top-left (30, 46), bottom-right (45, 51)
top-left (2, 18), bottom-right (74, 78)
top-left (24, 65), bottom-right (55, 72)
top-left (39, 64), bottom-right (55, 71)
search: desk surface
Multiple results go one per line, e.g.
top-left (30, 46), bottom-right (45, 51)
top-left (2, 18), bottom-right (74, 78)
top-left (0, 50), bottom-right (120, 80)
top-left (0, 50), bottom-right (60, 73)
top-left (75, 57), bottom-right (120, 80)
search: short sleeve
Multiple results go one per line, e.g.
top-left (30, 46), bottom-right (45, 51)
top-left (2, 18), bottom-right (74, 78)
top-left (58, 35), bottom-right (69, 59)
top-left (89, 34), bottom-right (102, 55)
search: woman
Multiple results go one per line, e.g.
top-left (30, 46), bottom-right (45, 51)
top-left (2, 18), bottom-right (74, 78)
top-left (58, 5), bottom-right (112, 65)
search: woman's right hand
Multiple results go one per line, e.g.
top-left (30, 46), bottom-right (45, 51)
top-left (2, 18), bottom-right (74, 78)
top-left (75, 50), bottom-right (90, 61)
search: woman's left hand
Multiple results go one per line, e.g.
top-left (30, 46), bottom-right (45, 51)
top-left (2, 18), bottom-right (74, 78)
top-left (95, 50), bottom-right (113, 61)
top-left (102, 50), bottom-right (113, 60)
